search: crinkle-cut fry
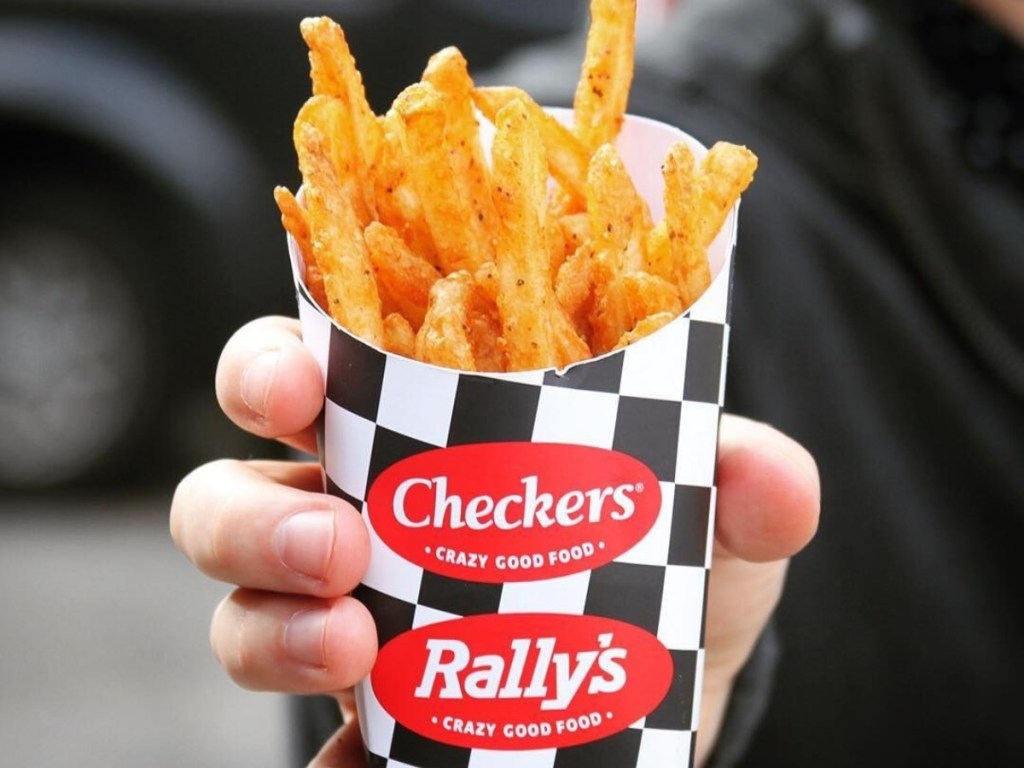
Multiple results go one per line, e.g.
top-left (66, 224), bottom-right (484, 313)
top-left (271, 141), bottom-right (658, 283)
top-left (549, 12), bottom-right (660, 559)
top-left (573, 0), bottom-right (637, 153)
top-left (415, 272), bottom-right (505, 372)
top-left (364, 221), bottom-right (440, 330)
top-left (424, 48), bottom-right (498, 262)
top-left (473, 86), bottom-right (589, 206)
top-left (300, 17), bottom-right (382, 203)
top-left (613, 311), bottom-right (675, 350)
top-left (622, 271), bottom-right (683, 321)
top-left (294, 95), bottom-right (374, 227)
top-left (273, 186), bottom-right (329, 310)
top-left (661, 141), bottom-right (705, 308)
top-left (373, 110), bottom-right (438, 266)
top-left (394, 82), bottom-right (490, 275)
top-left (383, 312), bottom-right (416, 358)
top-left (491, 99), bottom-right (589, 370)
top-left (697, 141), bottom-right (758, 248)
top-left (295, 122), bottom-right (384, 347)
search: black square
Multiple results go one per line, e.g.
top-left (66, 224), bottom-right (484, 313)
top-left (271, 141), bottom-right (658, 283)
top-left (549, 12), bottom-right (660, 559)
top-left (353, 584), bottom-right (417, 649)
top-left (553, 727), bottom-right (643, 768)
top-left (612, 397), bottom-right (680, 481)
top-left (667, 486), bottom-right (711, 567)
top-left (326, 324), bottom-right (387, 420)
top-left (365, 753), bottom-right (388, 767)
top-left (543, 350), bottom-right (624, 393)
top-left (644, 649), bottom-right (698, 730)
top-left (682, 321), bottom-right (724, 404)
top-left (447, 376), bottom-right (541, 445)
top-left (417, 570), bottom-right (503, 616)
top-left (388, 722), bottom-right (471, 768)
top-left (367, 426), bottom-right (436, 496)
top-left (584, 562), bottom-right (665, 635)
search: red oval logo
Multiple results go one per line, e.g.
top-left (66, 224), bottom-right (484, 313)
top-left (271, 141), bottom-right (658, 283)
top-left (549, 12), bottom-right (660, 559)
top-left (366, 442), bottom-right (661, 582)
top-left (372, 613), bottom-right (674, 750)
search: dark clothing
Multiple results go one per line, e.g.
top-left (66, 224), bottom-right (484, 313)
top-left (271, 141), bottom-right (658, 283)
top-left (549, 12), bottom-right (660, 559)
top-left (292, 1), bottom-right (1024, 765)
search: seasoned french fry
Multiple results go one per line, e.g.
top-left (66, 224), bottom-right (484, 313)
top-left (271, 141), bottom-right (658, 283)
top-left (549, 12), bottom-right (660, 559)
top-left (373, 109), bottom-right (438, 265)
top-left (491, 99), bottom-right (589, 370)
top-left (395, 82), bottom-right (490, 274)
top-left (555, 242), bottom-right (595, 337)
top-left (300, 16), bottom-right (381, 221)
top-left (696, 141), bottom-right (758, 248)
top-left (660, 141), bottom-right (704, 308)
top-left (424, 48), bottom-right (499, 259)
top-left (622, 271), bottom-right (683, 320)
top-left (415, 272), bottom-right (505, 372)
top-left (295, 122), bottom-right (384, 347)
top-left (613, 311), bottom-right (675, 350)
top-left (473, 260), bottom-right (500, 305)
top-left (383, 312), bottom-right (416, 357)
top-left (273, 185), bottom-right (329, 310)
top-left (364, 221), bottom-right (440, 330)
top-left (643, 220), bottom-right (674, 283)
top-left (573, 0), bottom-right (637, 153)
top-left (474, 86), bottom-right (590, 206)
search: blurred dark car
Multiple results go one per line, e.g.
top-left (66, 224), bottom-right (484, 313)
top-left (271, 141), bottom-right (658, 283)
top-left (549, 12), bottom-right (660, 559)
top-left (0, 0), bottom-right (585, 494)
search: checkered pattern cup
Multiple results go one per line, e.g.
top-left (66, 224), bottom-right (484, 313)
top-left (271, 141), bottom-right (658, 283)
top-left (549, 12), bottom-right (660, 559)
top-left (289, 113), bottom-right (737, 768)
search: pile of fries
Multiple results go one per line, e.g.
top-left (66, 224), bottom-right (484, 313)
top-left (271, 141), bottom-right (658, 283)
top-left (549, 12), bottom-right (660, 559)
top-left (276, 0), bottom-right (757, 373)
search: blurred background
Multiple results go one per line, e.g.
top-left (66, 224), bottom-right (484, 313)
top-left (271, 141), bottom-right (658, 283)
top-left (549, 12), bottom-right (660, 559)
top-left (0, 0), bottom-right (588, 764)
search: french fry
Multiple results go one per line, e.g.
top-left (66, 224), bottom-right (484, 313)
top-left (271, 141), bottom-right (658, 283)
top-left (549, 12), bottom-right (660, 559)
top-left (373, 109), bottom-right (438, 265)
top-left (555, 242), bottom-right (595, 337)
top-left (474, 86), bottom-right (590, 206)
top-left (423, 48), bottom-right (499, 260)
top-left (573, 0), bottom-right (637, 153)
top-left (415, 272), bottom-right (505, 372)
top-left (295, 121), bottom-right (384, 347)
top-left (660, 141), bottom-right (704, 307)
top-left (273, 186), bottom-right (329, 311)
top-left (612, 311), bottom-right (675, 350)
top-left (622, 271), bottom-right (683, 320)
top-left (491, 99), bottom-right (589, 369)
top-left (383, 312), bottom-right (416, 357)
top-left (395, 82), bottom-right (490, 274)
top-left (300, 17), bottom-right (381, 222)
top-left (696, 141), bottom-right (759, 248)
top-left (364, 221), bottom-right (440, 330)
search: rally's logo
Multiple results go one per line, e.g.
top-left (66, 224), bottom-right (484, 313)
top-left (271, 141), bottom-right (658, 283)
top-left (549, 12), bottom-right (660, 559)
top-left (366, 442), bottom-right (661, 582)
top-left (372, 613), bottom-right (674, 750)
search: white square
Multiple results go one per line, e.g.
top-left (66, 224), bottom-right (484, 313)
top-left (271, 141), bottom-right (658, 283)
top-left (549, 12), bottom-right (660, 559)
top-left (479, 368), bottom-right (546, 386)
top-left (356, 678), bottom-right (395, 758)
top-left (412, 603), bottom-right (461, 629)
top-left (618, 316), bottom-right (689, 401)
top-left (636, 727), bottom-right (693, 766)
top-left (688, 242), bottom-right (733, 324)
top-left (657, 565), bottom-right (707, 651)
top-left (532, 386), bottom-right (619, 447)
top-left (692, 648), bottom-right (706, 731)
top-left (705, 487), bottom-right (718, 569)
top-left (498, 570), bottom-right (592, 614)
top-left (616, 482), bottom-right (674, 566)
top-left (674, 402), bottom-right (720, 487)
top-left (377, 355), bottom-right (458, 446)
top-left (469, 748), bottom-right (556, 768)
top-left (361, 513), bottom-right (424, 604)
top-left (323, 401), bottom-right (376, 499)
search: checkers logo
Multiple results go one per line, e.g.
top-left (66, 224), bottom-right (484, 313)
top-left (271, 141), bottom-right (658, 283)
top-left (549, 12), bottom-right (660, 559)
top-left (372, 613), bottom-right (674, 750)
top-left (367, 442), bottom-right (661, 582)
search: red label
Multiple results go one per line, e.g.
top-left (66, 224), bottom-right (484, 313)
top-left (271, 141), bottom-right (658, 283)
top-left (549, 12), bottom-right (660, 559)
top-left (372, 613), bottom-right (674, 750)
top-left (366, 442), bottom-right (661, 582)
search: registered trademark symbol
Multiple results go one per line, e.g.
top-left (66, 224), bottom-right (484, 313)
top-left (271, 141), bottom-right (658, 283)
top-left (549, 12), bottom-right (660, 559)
top-left (431, 716), bottom-right (438, 724)
top-left (636, 482), bottom-right (645, 493)
top-left (598, 541), bottom-right (606, 549)
top-left (607, 712), bottom-right (613, 719)
top-left (425, 546), bottom-right (431, 554)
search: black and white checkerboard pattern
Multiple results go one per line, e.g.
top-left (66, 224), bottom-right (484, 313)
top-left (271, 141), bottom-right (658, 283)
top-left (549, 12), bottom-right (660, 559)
top-left (293, 237), bottom-right (733, 768)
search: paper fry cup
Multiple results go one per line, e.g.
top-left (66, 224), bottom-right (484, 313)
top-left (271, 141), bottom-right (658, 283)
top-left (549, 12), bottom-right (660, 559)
top-left (289, 112), bottom-right (737, 768)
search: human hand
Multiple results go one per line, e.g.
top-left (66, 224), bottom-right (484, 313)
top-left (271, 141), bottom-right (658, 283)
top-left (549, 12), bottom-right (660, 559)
top-left (170, 315), bottom-right (819, 768)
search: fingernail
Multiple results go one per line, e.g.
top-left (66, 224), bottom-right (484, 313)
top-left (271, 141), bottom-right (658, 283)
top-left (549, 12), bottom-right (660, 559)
top-left (275, 511), bottom-right (336, 581)
top-left (284, 609), bottom-right (329, 668)
top-left (240, 350), bottom-right (281, 418)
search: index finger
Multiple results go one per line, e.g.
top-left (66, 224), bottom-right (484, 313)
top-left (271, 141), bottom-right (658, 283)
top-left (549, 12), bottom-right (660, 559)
top-left (215, 316), bottom-right (324, 455)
